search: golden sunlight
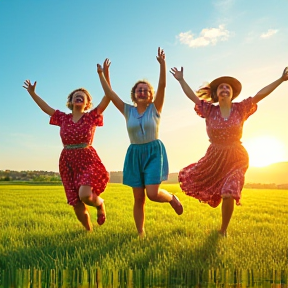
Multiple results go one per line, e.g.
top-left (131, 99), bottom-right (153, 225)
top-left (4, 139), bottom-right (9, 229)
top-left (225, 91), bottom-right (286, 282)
top-left (244, 136), bottom-right (286, 167)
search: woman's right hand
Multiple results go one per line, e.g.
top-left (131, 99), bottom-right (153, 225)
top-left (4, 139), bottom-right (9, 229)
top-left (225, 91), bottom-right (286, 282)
top-left (23, 79), bottom-right (37, 95)
top-left (170, 67), bottom-right (184, 81)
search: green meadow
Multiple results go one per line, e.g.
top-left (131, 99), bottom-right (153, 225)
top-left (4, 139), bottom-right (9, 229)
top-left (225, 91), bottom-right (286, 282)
top-left (0, 183), bottom-right (287, 271)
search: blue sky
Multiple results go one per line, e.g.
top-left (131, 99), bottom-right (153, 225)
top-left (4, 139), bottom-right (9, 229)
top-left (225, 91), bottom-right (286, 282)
top-left (1, 0), bottom-right (288, 172)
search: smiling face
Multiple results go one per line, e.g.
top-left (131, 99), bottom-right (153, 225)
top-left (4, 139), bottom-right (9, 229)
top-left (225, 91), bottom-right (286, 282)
top-left (72, 91), bottom-right (88, 106)
top-left (135, 83), bottom-right (152, 102)
top-left (131, 81), bottom-right (154, 105)
top-left (216, 83), bottom-right (233, 101)
top-left (66, 88), bottom-right (92, 111)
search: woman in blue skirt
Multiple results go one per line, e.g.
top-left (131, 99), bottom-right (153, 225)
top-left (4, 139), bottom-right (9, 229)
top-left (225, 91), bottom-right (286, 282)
top-left (97, 47), bottom-right (183, 237)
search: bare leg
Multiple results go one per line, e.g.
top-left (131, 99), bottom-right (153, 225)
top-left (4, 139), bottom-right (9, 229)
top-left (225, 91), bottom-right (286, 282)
top-left (79, 185), bottom-right (106, 225)
top-left (73, 201), bottom-right (92, 231)
top-left (133, 187), bottom-right (146, 237)
top-left (79, 185), bottom-right (103, 207)
top-left (145, 184), bottom-right (172, 202)
top-left (146, 184), bottom-right (183, 215)
top-left (219, 197), bottom-right (234, 235)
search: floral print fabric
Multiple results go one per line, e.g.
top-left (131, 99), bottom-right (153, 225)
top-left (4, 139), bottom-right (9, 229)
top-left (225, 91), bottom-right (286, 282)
top-left (179, 97), bottom-right (257, 208)
top-left (50, 109), bottom-right (109, 206)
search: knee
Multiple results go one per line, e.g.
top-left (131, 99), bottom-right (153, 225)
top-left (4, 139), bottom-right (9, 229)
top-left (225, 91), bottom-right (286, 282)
top-left (134, 196), bottom-right (145, 206)
top-left (147, 193), bottom-right (158, 201)
top-left (79, 195), bottom-right (91, 204)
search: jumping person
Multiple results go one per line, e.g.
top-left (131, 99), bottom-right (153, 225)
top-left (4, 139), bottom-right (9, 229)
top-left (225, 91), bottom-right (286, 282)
top-left (23, 59), bottom-right (112, 231)
top-left (170, 66), bottom-right (288, 236)
top-left (97, 48), bottom-right (183, 237)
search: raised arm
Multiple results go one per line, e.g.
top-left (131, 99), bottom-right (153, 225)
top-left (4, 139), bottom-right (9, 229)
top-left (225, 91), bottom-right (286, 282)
top-left (97, 64), bottom-right (125, 114)
top-left (153, 47), bottom-right (166, 113)
top-left (95, 58), bottom-right (112, 114)
top-left (23, 80), bottom-right (55, 116)
top-left (170, 67), bottom-right (201, 105)
top-left (252, 67), bottom-right (288, 104)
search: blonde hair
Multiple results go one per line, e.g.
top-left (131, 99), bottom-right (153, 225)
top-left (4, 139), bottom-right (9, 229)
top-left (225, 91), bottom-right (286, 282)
top-left (130, 80), bottom-right (155, 104)
top-left (195, 82), bottom-right (218, 103)
top-left (66, 88), bottom-right (93, 111)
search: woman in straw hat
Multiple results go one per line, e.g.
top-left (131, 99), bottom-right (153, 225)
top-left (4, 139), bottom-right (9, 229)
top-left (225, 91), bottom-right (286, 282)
top-left (170, 66), bottom-right (288, 236)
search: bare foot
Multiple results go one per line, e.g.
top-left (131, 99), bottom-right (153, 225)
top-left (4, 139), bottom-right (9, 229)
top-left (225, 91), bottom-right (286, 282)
top-left (138, 230), bottom-right (146, 239)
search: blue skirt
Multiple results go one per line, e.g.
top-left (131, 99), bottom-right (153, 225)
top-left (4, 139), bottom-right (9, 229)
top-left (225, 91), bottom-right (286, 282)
top-left (123, 139), bottom-right (169, 187)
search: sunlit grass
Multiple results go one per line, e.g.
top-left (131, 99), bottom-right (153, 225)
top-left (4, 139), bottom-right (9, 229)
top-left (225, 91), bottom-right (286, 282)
top-left (0, 184), bottom-right (287, 270)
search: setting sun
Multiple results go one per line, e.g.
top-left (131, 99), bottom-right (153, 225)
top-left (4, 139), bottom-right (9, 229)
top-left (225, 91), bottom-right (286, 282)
top-left (243, 136), bottom-right (286, 167)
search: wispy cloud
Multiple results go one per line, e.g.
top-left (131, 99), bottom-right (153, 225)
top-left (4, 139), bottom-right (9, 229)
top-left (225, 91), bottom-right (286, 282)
top-left (260, 29), bottom-right (278, 39)
top-left (213, 0), bottom-right (234, 11)
top-left (177, 25), bottom-right (230, 48)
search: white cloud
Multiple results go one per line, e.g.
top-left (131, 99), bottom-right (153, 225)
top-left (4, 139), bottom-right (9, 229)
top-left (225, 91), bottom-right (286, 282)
top-left (177, 25), bottom-right (230, 48)
top-left (214, 0), bottom-right (234, 11)
top-left (260, 29), bottom-right (278, 39)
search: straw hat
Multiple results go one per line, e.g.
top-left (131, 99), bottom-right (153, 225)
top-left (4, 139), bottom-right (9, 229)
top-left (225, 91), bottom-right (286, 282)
top-left (210, 76), bottom-right (242, 101)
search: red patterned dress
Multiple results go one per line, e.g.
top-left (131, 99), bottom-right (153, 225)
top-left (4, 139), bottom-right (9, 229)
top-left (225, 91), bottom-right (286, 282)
top-left (50, 109), bottom-right (109, 206)
top-left (179, 97), bottom-right (257, 208)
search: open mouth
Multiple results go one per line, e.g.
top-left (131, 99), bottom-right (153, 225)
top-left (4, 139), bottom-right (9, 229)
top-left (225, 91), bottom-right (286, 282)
top-left (220, 91), bottom-right (229, 96)
top-left (75, 96), bottom-right (84, 103)
top-left (137, 95), bottom-right (147, 99)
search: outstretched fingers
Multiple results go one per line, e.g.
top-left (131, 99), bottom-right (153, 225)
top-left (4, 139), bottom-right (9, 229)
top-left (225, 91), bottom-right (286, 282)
top-left (169, 67), bottom-right (184, 80)
top-left (103, 58), bottom-right (111, 69)
top-left (23, 79), bottom-right (36, 91)
top-left (170, 67), bottom-right (177, 74)
top-left (156, 47), bottom-right (165, 63)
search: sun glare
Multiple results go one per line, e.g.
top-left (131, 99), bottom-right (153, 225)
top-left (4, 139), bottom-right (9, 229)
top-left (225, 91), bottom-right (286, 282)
top-left (244, 136), bottom-right (286, 167)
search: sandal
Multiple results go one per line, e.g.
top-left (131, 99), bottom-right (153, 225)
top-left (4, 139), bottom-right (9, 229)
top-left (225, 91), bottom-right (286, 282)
top-left (170, 194), bottom-right (183, 215)
top-left (96, 202), bottom-right (106, 225)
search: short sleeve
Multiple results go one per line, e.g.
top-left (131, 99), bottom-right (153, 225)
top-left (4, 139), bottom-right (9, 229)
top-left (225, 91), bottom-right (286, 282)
top-left (49, 110), bottom-right (66, 126)
top-left (237, 97), bottom-right (257, 120)
top-left (194, 100), bottom-right (213, 118)
top-left (123, 103), bottom-right (133, 120)
top-left (88, 109), bottom-right (104, 126)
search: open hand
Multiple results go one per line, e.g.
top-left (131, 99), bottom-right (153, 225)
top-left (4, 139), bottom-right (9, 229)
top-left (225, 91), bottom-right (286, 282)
top-left (103, 58), bottom-right (111, 78)
top-left (282, 67), bottom-right (288, 81)
top-left (23, 80), bottom-right (37, 94)
top-left (156, 47), bottom-right (165, 64)
top-left (170, 67), bottom-right (184, 81)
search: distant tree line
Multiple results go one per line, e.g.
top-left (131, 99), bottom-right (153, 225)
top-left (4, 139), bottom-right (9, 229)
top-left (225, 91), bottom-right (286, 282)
top-left (0, 170), bottom-right (61, 182)
top-left (0, 170), bottom-right (124, 183)
top-left (1, 170), bottom-right (287, 189)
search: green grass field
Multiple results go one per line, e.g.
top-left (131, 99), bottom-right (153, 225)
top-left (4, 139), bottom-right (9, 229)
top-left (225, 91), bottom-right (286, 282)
top-left (0, 184), bottom-right (287, 271)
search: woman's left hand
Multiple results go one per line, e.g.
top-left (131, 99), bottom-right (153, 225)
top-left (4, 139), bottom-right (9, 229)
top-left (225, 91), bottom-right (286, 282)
top-left (103, 58), bottom-right (111, 78)
top-left (97, 64), bottom-right (103, 74)
top-left (282, 67), bottom-right (288, 81)
top-left (156, 47), bottom-right (165, 64)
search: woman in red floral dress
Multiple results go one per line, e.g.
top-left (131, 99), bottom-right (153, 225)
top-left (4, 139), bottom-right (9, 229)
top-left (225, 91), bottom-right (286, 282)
top-left (23, 59), bottom-right (112, 231)
top-left (170, 66), bottom-right (288, 236)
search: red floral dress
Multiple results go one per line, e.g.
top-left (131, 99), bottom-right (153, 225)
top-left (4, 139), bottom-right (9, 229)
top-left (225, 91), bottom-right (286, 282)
top-left (179, 97), bottom-right (257, 208)
top-left (50, 109), bottom-right (109, 206)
